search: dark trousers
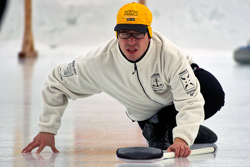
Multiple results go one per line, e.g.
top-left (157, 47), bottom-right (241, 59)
top-left (138, 64), bottom-right (225, 130)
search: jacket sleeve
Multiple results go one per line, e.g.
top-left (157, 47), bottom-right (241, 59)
top-left (38, 58), bottom-right (102, 135)
top-left (168, 53), bottom-right (205, 146)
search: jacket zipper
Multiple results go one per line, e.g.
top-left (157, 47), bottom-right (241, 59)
top-left (132, 63), bottom-right (163, 106)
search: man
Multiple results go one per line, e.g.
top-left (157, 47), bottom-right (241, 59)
top-left (22, 2), bottom-right (224, 158)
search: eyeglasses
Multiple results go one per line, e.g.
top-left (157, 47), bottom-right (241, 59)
top-left (118, 32), bottom-right (146, 39)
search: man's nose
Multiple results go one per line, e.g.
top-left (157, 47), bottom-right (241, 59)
top-left (127, 35), bottom-right (136, 45)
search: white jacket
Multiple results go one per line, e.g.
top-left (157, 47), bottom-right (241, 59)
top-left (38, 31), bottom-right (204, 146)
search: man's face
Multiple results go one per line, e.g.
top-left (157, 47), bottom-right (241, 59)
top-left (118, 30), bottom-right (151, 62)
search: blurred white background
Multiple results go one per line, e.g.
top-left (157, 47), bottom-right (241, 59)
top-left (0, 0), bottom-right (249, 52)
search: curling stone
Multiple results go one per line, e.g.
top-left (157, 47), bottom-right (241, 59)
top-left (233, 41), bottom-right (250, 64)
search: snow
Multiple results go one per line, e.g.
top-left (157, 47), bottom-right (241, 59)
top-left (0, 0), bottom-right (249, 53)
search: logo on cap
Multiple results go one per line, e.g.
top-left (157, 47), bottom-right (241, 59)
top-left (124, 10), bottom-right (138, 16)
top-left (125, 10), bottom-right (138, 21)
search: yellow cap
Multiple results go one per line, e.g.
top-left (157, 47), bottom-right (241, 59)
top-left (114, 2), bottom-right (153, 37)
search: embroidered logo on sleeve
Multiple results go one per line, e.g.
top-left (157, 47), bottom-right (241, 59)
top-left (60, 60), bottom-right (77, 81)
top-left (179, 69), bottom-right (196, 96)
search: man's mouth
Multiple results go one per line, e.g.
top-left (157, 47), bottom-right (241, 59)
top-left (127, 49), bottom-right (137, 53)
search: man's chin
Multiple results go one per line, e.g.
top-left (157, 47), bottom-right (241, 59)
top-left (126, 56), bottom-right (138, 62)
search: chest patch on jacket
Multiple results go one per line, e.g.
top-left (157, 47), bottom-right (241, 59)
top-left (179, 69), bottom-right (196, 96)
top-left (60, 61), bottom-right (77, 81)
top-left (151, 73), bottom-right (165, 93)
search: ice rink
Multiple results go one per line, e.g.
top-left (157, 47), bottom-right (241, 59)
top-left (1, 48), bottom-right (250, 167)
top-left (0, 0), bottom-right (250, 166)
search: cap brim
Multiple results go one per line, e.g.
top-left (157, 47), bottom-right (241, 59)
top-left (114, 24), bottom-right (148, 33)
